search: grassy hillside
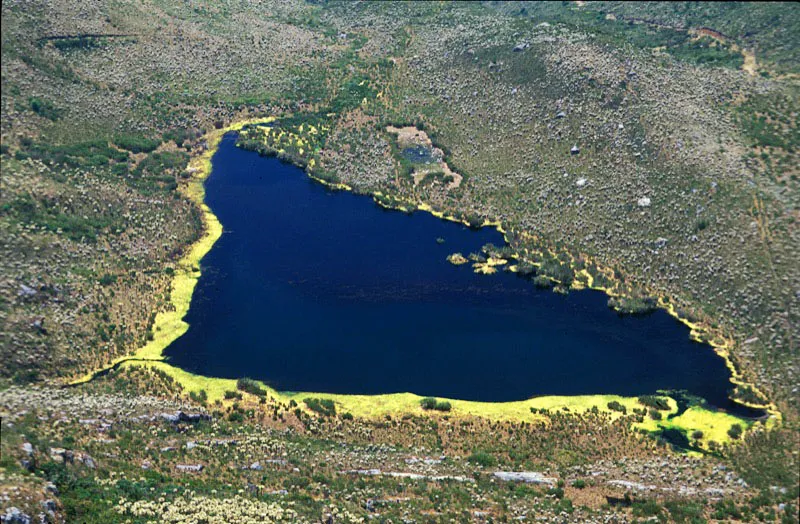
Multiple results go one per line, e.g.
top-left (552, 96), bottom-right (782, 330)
top-left (1, 1), bottom-right (798, 522)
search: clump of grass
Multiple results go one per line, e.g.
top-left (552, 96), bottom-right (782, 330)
top-left (113, 135), bottom-right (161, 153)
top-left (304, 398), bottom-right (336, 417)
top-left (467, 451), bottom-right (496, 468)
top-left (236, 377), bottom-right (266, 398)
top-left (638, 395), bottom-right (670, 411)
top-left (420, 397), bottom-right (452, 411)
top-left (607, 401), bottom-right (627, 414)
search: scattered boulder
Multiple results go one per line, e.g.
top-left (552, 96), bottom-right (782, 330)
top-left (2, 507), bottom-right (31, 524)
top-left (160, 411), bottom-right (211, 424)
top-left (493, 471), bottom-right (557, 486)
top-left (18, 284), bottom-right (37, 298)
top-left (175, 464), bottom-right (204, 473)
top-left (49, 448), bottom-right (73, 464)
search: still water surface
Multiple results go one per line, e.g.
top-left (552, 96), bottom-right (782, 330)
top-left (164, 134), bottom-right (737, 408)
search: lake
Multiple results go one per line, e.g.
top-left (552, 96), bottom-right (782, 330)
top-left (164, 134), bottom-right (740, 409)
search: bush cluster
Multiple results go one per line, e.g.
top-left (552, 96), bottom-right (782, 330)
top-left (236, 378), bottom-right (266, 398)
top-left (420, 397), bottom-right (452, 411)
top-left (303, 398), bottom-right (336, 417)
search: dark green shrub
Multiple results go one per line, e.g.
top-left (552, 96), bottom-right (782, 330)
top-left (664, 499), bottom-right (705, 523)
top-left (304, 398), bottom-right (336, 417)
top-left (224, 390), bottom-right (242, 400)
top-left (52, 36), bottom-right (99, 52)
top-left (420, 397), bottom-right (438, 410)
top-left (539, 256), bottom-right (574, 286)
top-left (29, 97), bottom-right (62, 120)
top-left (113, 135), bottom-right (160, 153)
top-left (638, 395), bottom-right (670, 411)
top-left (435, 400), bottom-right (452, 412)
top-left (608, 296), bottom-right (657, 315)
top-left (189, 389), bottom-right (207, 404)
top-left (607, 401), bottom-right (627, 414)
top-left (420, 397), bottom-right (451, 411)
top-left (236, 377), bottom-right (267, 398)
top-left (465, 213), bottom-right (484, 228)
top-left (98, 274), bottom-right (117, 286)
top-left (728, 424), bottom-right (743, 439)
top-left (632, 499), bottom-right (663, 518)
top-left (467, 451), bottom-right (496, 468)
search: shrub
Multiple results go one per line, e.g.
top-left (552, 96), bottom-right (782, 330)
top-left (571, 479), bottom-right (586, 489)
top-left (52, 36), bottom-right (99, 52)
top-left (608, 296), bottom-right (657, 315)
top-left (728, 424), bottom-right (743, 439)
top-left (236, 377), bottom-right (267, 398)
top-left (435, 400), bottom-right (452, 411)
top-left (420, 397), bottom-right (452, 411)
top-left (691, 430), bottom-right (704, 440)
top-left (113, 135), bottom-right (161, 153)
top-left (98, 274), bottom-right (117, 286)
top-left (467, 451), bottom-right (496, 468)
top-left (731, 384), bottom-right (768, 406)
top-left (420, 397), bottom-right (438, 410)
top-left (638, 395), bottom-right (670, 411)
top-left (607, 401), bottom-right (627, 414)
top-left (189, 389), bottom-right (207, 404)
top-left (465, 213), bottom-right (484, 228)
top-left (664, 499), bottom-right (705, 523)
top-left (539, 257), bottom-right (574, 286)
top-left (304, 398), bottom-right (336, 417)
top-left (29, 97), bottom-right (62, 120)
top-left (632, 499), bottom-right (663, 518)
top-left (224, 390), bottom-right (242, 400)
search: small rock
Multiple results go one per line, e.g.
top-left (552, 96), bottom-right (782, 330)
top-left (175, 464), bottom-right (204, 472)
top-left (2, 507), bottom-right (31, 524)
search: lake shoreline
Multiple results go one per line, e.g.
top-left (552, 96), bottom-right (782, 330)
top-left (66, 117), bottom-right (779, 450)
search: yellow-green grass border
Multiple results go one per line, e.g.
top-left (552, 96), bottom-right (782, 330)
top-left (68, 118), bottom-right (774, 450)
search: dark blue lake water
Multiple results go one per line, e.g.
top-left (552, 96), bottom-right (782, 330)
top-left (164, 134), bottom-right (738, 408)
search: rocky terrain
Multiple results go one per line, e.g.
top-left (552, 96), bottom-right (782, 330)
top-left (1, 1), bottom-right (798, 522)
top-left (1, 367), bottom-right (796, 523)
